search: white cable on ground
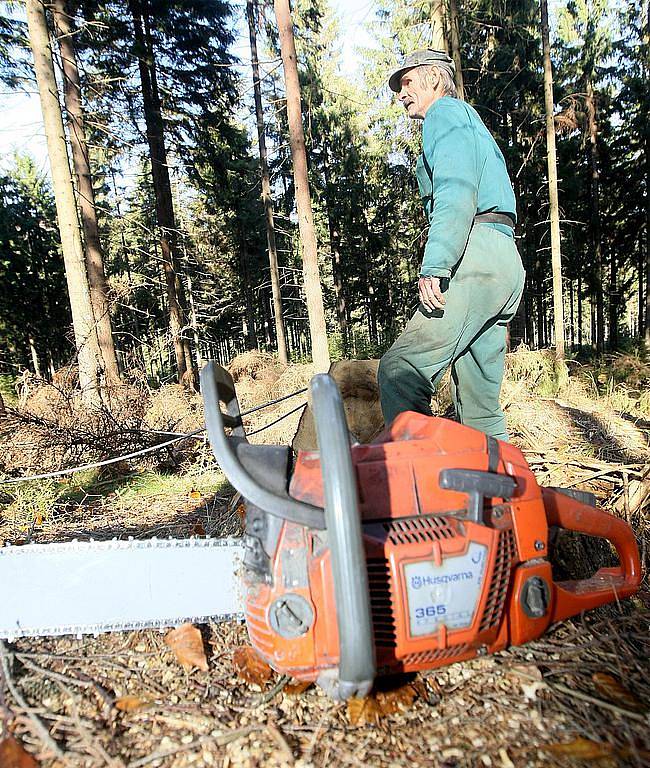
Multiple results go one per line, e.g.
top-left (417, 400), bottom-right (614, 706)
top-left (0, 388), bottom-right (309, 486)
top-left (0, 429), bottom-right (205, 485)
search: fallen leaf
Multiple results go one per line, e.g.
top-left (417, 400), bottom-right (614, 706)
top-left (592, 672), bottom-right (644, 712)
top-left (165, 624), bottom-right (208, 671)
top-left (347, 695), bottom-right (382, 726)
top-left (192, 521), bottom-right (206, 536)
top-left (0, 736), bottom-right (40, 768)
top-left (236, 503), bottom-right (246, 524)
top-left (283, 680), bottom-right (312, 696)
top-left (189, 489), bottom-right (201, 499)
top-left (115, 695), bottom-right (150, 712)
top-left (233, 646), bottom-right (273, 685)
top-left (347, 682), bottom-right (421, 726)
top-left (544, 737), bottom-right (614, 759)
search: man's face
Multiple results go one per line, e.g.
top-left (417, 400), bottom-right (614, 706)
top-left (398, 68), bottom-right (438, 119)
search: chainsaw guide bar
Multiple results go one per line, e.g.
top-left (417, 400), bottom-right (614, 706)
top-left (0, 537), bottom-right (245, 640)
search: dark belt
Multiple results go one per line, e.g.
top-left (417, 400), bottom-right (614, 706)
top-left (474, 211), bottom-right (515, 228)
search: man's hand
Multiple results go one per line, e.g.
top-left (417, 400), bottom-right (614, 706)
top-left (418, 276), bottom-right (446, 312)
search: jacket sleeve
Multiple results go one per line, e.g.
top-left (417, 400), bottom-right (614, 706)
top-left (420, 102), bottom-right (479, 278)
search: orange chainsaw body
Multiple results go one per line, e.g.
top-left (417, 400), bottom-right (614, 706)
top-left (242, 412), bottom-right (641, 681)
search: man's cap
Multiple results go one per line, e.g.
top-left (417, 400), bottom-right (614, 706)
top-left (388, 49), bottom-right (456, 92)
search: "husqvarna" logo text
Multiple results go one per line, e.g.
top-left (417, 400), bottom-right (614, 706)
top-left (410, 571), bottom-right (474, 589)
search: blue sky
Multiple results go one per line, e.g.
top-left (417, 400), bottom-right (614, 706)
top-left (1, 0), bottom-right (565, 176)
top-left (0, 0), bottom-right (378, 173)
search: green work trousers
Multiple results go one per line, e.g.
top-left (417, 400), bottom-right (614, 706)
top-left (378, 224), bottom-right (525, 441)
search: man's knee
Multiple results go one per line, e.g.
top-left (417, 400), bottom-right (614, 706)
top-left (377, 351), bottom-right (398, 395)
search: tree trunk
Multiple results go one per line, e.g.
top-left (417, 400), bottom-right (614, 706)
top-left (52, 0), bottom-right (121, 386)
top-left (29, 335), bottom-right (42, 377)
top-left (430, 0), bottom-right (447, 52)
top-left (609, 246), bottom-right (618, 349)
top-left (25, 0), bottom-right (101, 405)
top-left (128, 0), bottom-right (195, 387)
top-left (274, 0), bottom-right (330, 371)
top-left (185, 263), bottom-right (203, 370)
top-left (639, 238), bottom-right (645, 341)
top-left (447, 0), bottom-right (465, 99)
top-left (247, 0), bottom-right (288, 364)
top-left (585, 78), bottom-right (605, 354)
top-left (569, 279), bottom-right (575, 348)
top-left (239, 229), bottom-right (258, 350)
top-left (322, 152), bottom-right (348, 347)
top-left (578, 274), bottom-right (583, 347)
top-left (639, 2), bottom-right (650, 352)
top-left (540, 0), bottom-right (565, 364)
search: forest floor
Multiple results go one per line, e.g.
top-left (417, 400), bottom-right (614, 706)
top-left (0, 348), bottom-right (648, 768)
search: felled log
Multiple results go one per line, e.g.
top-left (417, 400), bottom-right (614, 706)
top-left (292, 359), bottom-right (384, 452)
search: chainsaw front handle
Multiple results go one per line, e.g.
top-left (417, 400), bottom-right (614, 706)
top-left (200, 362), bottom-right (325, 530)
top-left (542, 487), bottom-right (642, 622)
top-left (311, 374), bottom-right (376, 699)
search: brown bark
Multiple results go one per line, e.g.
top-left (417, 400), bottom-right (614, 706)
top-left (25, 0), bottom-right (101, 405)
top-left (238, 226), bottom-right (258, 350)
top-left (128, 0), bottom-right (195, 388)
top-left (637, 242), bottom-right (643, 339)
top-left (29, 335), bottom-right (42, 378)
top-left (52, 0), bottom-right (121, 385)
top-left (639, 3), bottom-right (650, 344)
top-left (247, 0), bottom-right (288, 364)
top-left (609, 247), bottom-right (618, 348)
top-left (447, 0), bottom-right (465, 99)
top-left (0, 390), bottom-right (6, 420)
top-left (430, 1), bottom-right (447, 52)
top-left (540, 0), bottom-right (565, 362)
top-left (645, 107), bottom-right (650, 346)
top-left (322, 152), bottom-right (347, 345)
top-left (585, 79), bottom-right (605, 353)
top-left (569, 279), bottom-right (575, 348)
top-left (274, 0), bottom-right (330, 371)
top-left (578, 274), bottom-right (583, 347)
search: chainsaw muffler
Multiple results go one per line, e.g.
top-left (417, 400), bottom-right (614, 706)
top-left (200, 362), bottom-right (641, 701)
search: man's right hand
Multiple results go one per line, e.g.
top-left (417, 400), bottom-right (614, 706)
top-left (418, 276), bottom-right (446, 312)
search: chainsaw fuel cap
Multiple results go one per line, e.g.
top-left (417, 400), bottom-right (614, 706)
top-left (269, 594), bottom-right (314, 638)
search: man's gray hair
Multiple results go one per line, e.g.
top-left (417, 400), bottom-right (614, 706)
top-left (416, 64), bottom-right (457, 98)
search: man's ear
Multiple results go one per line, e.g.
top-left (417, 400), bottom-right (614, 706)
top-left (432, 68), bottom-right (442, 94)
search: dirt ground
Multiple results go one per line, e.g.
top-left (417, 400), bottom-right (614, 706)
top-left (0, 351), bottom-right (648, 768)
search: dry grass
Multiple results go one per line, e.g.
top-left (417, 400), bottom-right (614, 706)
top-left (0, 349), bottom-right (648, 767)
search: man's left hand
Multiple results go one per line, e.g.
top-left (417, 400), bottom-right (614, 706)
top-left (419, 276), bottom-right (446, 311)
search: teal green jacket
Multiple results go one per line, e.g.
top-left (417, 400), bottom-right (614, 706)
top-left (415, 96), bottom-right (517, 278)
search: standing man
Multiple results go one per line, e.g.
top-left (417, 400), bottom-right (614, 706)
top-left (378, 50), bottom-right (525, 442)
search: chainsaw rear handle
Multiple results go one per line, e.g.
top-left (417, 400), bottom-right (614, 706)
top-left (200, 362), bottom-right (325, 530)
top-left (310, 374), bottom-right (376, 700)
top-left (542, 487), bottom-right (642, 622)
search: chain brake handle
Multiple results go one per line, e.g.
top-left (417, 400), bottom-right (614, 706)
top-left (542, 487), bottom-right (641, 622)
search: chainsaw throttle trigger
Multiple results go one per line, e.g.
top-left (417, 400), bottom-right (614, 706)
top-left (439, 469), bottom-right (517, 523)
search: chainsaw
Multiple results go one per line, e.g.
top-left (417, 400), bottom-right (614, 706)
top-left (0, 362), bottom-right (641, 700)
